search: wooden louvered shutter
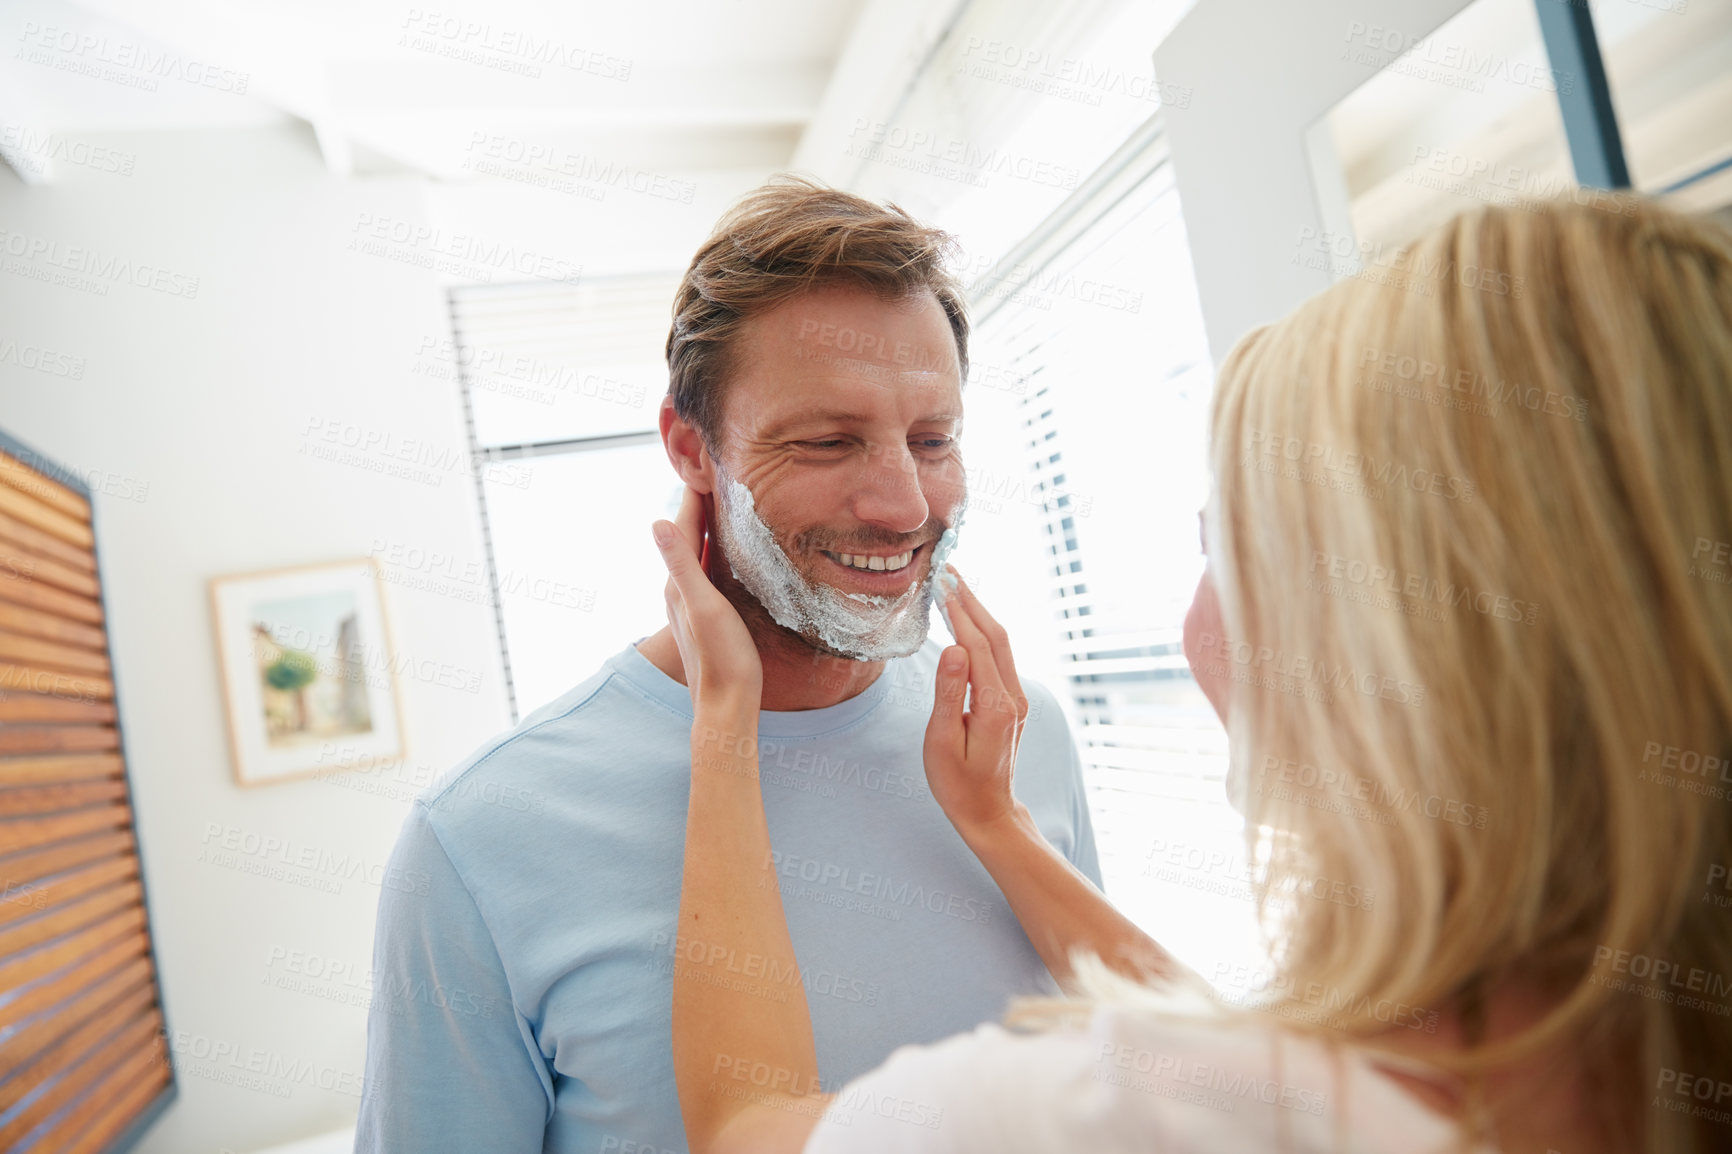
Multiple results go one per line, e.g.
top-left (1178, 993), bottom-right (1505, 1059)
top-left (0, 432), bottom-right (173, 1152)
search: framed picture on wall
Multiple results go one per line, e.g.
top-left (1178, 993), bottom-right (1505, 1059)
top-left (210, 558), bottom-right (405, 786)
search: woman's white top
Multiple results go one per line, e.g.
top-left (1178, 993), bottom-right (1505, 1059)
top-left (802, 1004), bottom-right (1498, 1153)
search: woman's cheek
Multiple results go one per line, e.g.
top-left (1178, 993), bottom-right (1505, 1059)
top-left (1184, 571), bottom-right (1231, 725)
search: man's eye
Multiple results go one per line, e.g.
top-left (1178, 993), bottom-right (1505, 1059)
top-left (801, 440), bottom-right (846, 449)
top-left (917, 438), bottom-right (954, 450)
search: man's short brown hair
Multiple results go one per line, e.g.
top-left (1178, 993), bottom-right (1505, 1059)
top-left (665, 175), bottom-right (969, 453)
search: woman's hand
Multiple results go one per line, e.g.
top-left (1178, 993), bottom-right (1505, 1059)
top-left (652, 486), bottom-right (763, 709)
top-left (923, 567), bottom-right (1030, 837)
top-left (659, 488), bottom-right (822, 1154)
top-left (922, 568), bottom-right (1198, 992)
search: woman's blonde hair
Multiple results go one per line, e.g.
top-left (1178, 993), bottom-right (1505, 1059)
top-left (1054, 195), bottom-right (1732, 1153)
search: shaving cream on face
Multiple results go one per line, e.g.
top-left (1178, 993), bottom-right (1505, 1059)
top-left (709, 460), bottom-right (941, 661)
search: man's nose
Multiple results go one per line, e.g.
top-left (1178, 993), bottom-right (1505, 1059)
top-left (853, 442), bottom-right (930, 534)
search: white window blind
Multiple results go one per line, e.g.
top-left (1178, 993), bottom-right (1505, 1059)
top-left (450, 274), bottom-right (675, 450)
top-left (967, 113), bottom-right (1266, 977)
top-left (445, 274), bottom-right (679, 719)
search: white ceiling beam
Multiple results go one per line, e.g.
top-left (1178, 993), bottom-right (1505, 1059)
top-left (357, 117), bottom-right (802, 180)
top-left (60, 0), bottom-right (444, 178)
top-left (28, 0), bottom-right (851, 182)
top-left (322, 58), bottom-right (828, 125)
top-left (0, 141), bottom-right (54, 185)
top-left (310, 118), bottom-right (354, 176)
top-left (792, 0), bottom-right (970, 183)
top-left (0, 90), bottom-right (55, 185)
top-left (0, 63), bottom-right (56, 183)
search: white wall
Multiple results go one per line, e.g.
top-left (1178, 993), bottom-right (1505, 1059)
top-left (0, 116), bottom-right (775, 1152)
top-left (1, 122), bottom-right (515, 1153)
top-left (1153, 0), bottom-right (1476, 362)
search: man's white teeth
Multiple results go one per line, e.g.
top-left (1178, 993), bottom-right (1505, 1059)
top-left (827, 549), bottom-right (914, 572)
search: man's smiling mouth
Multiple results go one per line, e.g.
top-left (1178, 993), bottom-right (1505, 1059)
top-left (819, 543), bottom-right (922, 574)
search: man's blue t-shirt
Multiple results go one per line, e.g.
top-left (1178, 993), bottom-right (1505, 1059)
top-left (356, 636), bottom-right (1101, 1153)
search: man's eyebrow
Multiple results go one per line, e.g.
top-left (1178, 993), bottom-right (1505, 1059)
top-left (762, 411), bottom-right (963, 437)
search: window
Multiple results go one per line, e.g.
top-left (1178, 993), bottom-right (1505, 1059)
top-left (1588, 0), bottom-right (1732, 215)
top-left (445, 275), bottom-right (678, 719)
top-left (963, 113), bottom-right (1266, 979)
top-left (1307, 0), bottom-right (1577, 253)
top-left (1308, 0), bottom-right (1732, 253)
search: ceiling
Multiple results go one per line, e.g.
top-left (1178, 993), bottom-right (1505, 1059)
top-left (0, 0), bottom-right (870, 181)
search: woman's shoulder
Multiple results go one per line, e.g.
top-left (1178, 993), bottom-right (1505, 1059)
top-left (803, 1001), bottom-right (1493, 1154)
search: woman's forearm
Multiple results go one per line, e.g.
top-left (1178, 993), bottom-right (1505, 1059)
top-left (672, 696), bottom-right (826, 1154)
top-left (959, 804), bottom-right (1206, 992)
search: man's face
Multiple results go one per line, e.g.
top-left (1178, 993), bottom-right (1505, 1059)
top-left (705, 282), bottom-right (966, 660)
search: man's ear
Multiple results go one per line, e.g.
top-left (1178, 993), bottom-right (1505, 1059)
top-left (660, 395), bottom-right (716, 494)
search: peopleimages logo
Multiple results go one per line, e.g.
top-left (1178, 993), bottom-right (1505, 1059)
top-left (1691, 537), bottom-right (1732, 585)
top-left (198, 823), bottom-right (432, 896)
top-left (845, 119), bottom-right (1082, 191)
top-left (0, 123), bottom-right (135, 176)
top-left (0, 228), bottom-right (200, 298)
top-left (708, 1055), bottom-right (945, 1130)
top-left (599, 1138), bottom-right (678, 1154)
top-left (1357, 345), bottom-right (1588, 422)
top-left (1095, 1042), bottom-right (1329, 1115)
top-left (1244, 426), bottom-right (1477, 503)
top-left (1141, 836), bottom-right (1375, 911)
top-left (1211, 963), bottom-right (1440, 1032)
top-left (462, 133), bottom-right (693, 204)
top-left (1590, 945), bottom-right (1732, 1021)
top-left (1, 878), bottom-right (48, 911)
top-left (1655, 1067), bottom-right (1732, 1125)
top-left (0, 336), bottom-right (85, 378)
top-left (1256, 755), bottom-right (1489, 829)
top-left (1340, 20), bottom-right (1572, 95)
top-left (695, 724), bottom-right (929, 801)
top-left (1193, 630), bottom-right (1428, 709)
top-left (959, 253), bottom-right (1145, 313)
top-left (1637, 740), bottom-right (1732, 802)
top-left (1307, 551), bottom-right (1538, 627)
top-left (1291, 227), bottom-right (1526, 298)
top-left (764, 851), bottom-right (992, 924)
top-left (397, 9), bottom-right (632, 80)
top-left (15, 21), bottom-right (250, 93)
top-left (648, 930), bottom-right (881, 1007)
top-left (156, 1029), bottom-right (362, 1098)
top-left (412, 336), bottom-right (649, 407)
top-left (957, 36), bottom-right (1193, 109)
top-left (346, 213), bottom-right (582, 286)
top-left (1706, 864), bottom-right (1732, 909)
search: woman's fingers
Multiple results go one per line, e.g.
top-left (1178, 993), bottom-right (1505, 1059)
top-left (653, 519), bottom-right (697, 581)
top-left (925, 645), bottom-right (969, 759)
top-left (655, 488), bottom-right (723, 614)
top-left (653, 525), bottom-right (688, 624)
top-left (944, 570), bottom-right (1027, 727)
top-left (653, 517), bottom-right (712, 647)
top-left (940, 579), bottom-right (1016, 735)
top-left (653, 504), bottom-right (764, 702)
top-left (673, 484), bottom-right (706, 559)
top-left (948, 570), bottom-right (1027, 718)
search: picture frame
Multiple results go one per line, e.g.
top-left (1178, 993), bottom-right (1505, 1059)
top-left (209, 558), bottom-right (406, 787)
